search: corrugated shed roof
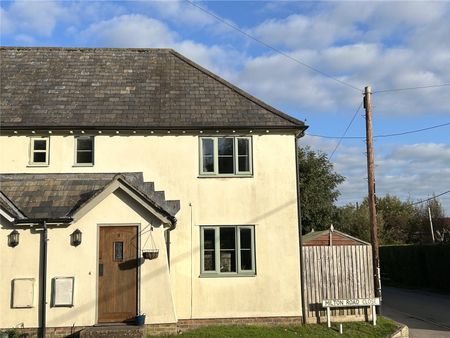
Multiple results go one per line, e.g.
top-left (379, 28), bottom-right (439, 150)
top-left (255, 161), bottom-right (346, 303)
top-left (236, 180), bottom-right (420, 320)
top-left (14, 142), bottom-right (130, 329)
top-left (0, 47), bottom-right (305, 130)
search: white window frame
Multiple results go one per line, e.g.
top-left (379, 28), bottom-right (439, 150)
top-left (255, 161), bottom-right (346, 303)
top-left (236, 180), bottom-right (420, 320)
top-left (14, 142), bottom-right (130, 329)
top-left (74, 136), bottom-right (94, 166)
top-left (199, 136), bottom-right (253, 176)
top-left (200, 225), bottom-right (256, 277)
top-left (29, 137), bottom-right (49, 166)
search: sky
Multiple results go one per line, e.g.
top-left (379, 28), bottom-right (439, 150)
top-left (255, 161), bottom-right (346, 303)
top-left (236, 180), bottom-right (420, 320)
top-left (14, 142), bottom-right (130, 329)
top-left (1, 0), bottom-right (449, 214)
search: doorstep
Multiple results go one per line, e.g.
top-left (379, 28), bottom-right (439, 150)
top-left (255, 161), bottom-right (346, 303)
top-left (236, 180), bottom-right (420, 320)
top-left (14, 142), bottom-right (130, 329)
top-left (80, 325), bottom-right (145, 338)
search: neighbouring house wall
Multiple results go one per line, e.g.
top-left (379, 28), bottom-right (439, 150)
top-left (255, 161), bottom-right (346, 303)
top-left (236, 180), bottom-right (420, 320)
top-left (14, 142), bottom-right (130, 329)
top-left (0, 133), bottom-right (302, 323)
top-left (0, 190), bottom-right (176, 329)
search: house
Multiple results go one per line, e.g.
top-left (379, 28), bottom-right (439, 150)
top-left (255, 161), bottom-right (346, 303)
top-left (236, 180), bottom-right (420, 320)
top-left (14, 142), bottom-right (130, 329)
top-left (0, 47), bottom-right (307, 336)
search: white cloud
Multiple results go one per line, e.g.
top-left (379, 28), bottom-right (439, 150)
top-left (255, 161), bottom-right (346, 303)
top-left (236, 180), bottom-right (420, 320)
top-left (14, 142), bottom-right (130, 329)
top-left (143, 0), bottom-right (215, 28)
top-left (2, 0), bottom-right (68, 37)
top-left (250, 13), bottom-right (360, 50)
top-left (80, 14), bottom-right (175, 48)
top-left (239, 2), bottom-right (450, 117)
top-left (332, 142), bottom-right (450, 214)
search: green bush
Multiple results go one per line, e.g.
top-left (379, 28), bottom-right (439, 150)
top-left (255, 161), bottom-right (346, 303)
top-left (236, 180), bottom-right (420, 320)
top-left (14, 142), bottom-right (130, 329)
top-left (380, 244), bottom-right (450, 292)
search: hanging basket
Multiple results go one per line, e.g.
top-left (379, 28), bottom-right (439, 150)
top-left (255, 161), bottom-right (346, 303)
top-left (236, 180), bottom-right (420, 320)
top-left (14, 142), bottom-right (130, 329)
top-left (142, 249), bottom-right (159, 260)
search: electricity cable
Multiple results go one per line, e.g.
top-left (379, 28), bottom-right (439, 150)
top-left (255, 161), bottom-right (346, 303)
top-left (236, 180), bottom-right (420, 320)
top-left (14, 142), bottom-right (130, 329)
top-left (410, 190), bottom-right (450, 205)
top-left (329, 102), bottom-right (363, 160)
top-left (308, 122), bottom-right (450, 140)
top-left (185, 0), bottom-right (362, 92)
top-left (373, 83), bottom-right (450, 94)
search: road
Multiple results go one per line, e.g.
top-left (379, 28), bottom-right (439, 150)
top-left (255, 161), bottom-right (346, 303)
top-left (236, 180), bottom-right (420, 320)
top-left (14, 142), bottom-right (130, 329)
top-left (382, 286), bottom-right (450, 338)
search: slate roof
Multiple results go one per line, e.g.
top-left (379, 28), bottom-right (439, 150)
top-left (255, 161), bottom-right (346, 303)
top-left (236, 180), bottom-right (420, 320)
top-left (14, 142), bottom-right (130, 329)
top-left (0, 173), bottom-right (179, 222)
top-left (0, 47), bottom-right (305, 130)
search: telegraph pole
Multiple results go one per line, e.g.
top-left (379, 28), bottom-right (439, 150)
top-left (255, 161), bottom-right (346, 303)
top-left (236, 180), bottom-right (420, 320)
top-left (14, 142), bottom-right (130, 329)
top-left (364, 86), bottom-right (381, 303)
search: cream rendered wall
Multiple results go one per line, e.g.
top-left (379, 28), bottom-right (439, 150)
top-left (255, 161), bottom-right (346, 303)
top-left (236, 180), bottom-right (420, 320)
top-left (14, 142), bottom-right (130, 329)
top-left (0, 218), bottom-right (40, 328)
top-left (0, 190), bottom-right (176, 329)
top-left (0, 133), bottom-right (302, 322)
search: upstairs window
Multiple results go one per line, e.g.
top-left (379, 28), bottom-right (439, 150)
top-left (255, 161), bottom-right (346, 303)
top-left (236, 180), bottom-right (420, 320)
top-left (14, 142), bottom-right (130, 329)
top-left (201, 225), bottom-right (255, 276)
top-left (29, 137), bottom-right (49, 165)
top-left (200, 137), bottom-right (252, 176)
top-left (75, 136), bottom-right (94, 165)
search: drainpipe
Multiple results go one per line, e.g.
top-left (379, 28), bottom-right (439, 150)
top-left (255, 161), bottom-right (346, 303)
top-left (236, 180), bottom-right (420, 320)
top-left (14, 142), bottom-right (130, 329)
top-left (40, 220), bottom-right (48, 338)
top-left (295, 131), bottom-right (307, 325)
top-left (166, 219), bottom-right (177, 270)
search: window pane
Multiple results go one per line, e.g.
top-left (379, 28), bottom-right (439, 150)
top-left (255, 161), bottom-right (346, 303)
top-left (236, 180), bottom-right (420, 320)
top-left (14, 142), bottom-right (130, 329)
top-left (218, 138), bottom-right (233, 156)
top-left (34, 140), bottom-right (47, 150)
top-left (238, 156), bottom-right (249, 172)
top-left (204, 251), bottom-right (215, 271)
top-left (33, 152), bottom-right (46, 163)
top-left (77, 151), bottom-right (93, 164)
top-left (202, 139), bottom-right (214, 156)
top-left (77, 138), bottom-right (93, 151)
top-left (240, 249), bottom-right (252, 271)
top-left (203, 156), bottom-right (214, 173)
top-left (240, 228), bottom-right (252, 249)
top-left (220, 251), bottom-right (236, 272)
top-left (114, 242), bottom-right (123, 262)
top-left (220, 228), bottom-right (236, 249)
top-left (204, 229), bottom-right (215, 250)
top-left (220, 228), bottom-right (236, 272)
top-left (238, 138), bottom-right (249, 156)
top-left (218, 157), bottom-right (234, 174)
top-left (202, 139), bottom-right (214, 173)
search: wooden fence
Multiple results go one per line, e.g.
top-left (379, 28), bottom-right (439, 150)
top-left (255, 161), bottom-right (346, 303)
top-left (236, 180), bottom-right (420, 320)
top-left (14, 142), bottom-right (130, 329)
top-left (302, 245), bottom-right (375, 323)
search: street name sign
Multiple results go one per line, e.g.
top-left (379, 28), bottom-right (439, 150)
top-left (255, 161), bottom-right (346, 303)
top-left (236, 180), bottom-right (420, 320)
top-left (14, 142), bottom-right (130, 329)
top-left (322, 298), bottom-right (380, 328)
top-left (322, 298), bottom-right (380, 308)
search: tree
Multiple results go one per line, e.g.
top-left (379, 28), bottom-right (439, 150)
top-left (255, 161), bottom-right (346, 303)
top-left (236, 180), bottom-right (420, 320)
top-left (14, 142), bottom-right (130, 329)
top-left (335, 194), bottom-right (448, 245)
top-left (411, 198), bottom-right (446, 243)
top-left (298, 146), bottom-right (344, 233)
top-left (376, 195), bottom-right (416, 244)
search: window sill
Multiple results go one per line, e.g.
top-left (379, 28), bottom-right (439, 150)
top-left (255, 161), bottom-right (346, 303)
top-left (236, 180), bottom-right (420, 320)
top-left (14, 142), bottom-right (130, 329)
top-left (198, 174), bottom-right (253, 178)
top-left (199, 273), bottom-right (256, 278)
top-left (27, 164), bottom-right (49, 167)
top-left (72, 164), bottom-right (94, 167)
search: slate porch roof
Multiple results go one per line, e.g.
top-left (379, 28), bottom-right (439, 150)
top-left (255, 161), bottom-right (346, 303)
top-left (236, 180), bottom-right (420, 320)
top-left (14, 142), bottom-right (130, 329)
top-left (0, 173), bottom-right (179, 223)
top-left (0, 47), bottom-right (306, 130)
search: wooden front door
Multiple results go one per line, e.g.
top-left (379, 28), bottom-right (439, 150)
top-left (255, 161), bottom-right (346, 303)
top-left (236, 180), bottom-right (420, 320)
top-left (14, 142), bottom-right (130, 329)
top-left (98, 226), bottom-right (138, 323)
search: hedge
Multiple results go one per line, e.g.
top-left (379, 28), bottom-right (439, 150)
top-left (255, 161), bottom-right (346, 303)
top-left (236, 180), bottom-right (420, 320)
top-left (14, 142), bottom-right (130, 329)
top-left (380, 244), bottom-right (450, 293)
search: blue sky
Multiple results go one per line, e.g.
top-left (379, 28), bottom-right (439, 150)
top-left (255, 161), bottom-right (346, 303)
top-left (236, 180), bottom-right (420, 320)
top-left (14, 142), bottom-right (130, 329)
top-left (1, 1), bottom-right (449, 213)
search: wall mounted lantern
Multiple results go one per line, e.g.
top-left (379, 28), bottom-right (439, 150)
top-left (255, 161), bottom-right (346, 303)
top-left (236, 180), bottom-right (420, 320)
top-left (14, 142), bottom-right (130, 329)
top-left (8, 229), bottom-right (20, 247)
top-left (71, 229), bottom-right (82, 246)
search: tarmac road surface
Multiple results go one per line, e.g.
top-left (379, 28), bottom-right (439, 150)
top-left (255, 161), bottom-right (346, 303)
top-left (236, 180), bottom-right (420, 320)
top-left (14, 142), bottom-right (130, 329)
top-left (382, 286), bottom-right (450, 338)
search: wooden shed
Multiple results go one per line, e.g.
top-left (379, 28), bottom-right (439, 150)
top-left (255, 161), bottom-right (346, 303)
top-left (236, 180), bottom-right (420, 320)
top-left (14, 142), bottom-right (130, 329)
top-left (302, 226), bottom-right (375, 323)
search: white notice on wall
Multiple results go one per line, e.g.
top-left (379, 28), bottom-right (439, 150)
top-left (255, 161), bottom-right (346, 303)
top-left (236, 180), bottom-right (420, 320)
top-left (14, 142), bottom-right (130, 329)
top-left (52, 277), bottom-right (74, 307)
top-left (12, 278), bottom-right (35, 308)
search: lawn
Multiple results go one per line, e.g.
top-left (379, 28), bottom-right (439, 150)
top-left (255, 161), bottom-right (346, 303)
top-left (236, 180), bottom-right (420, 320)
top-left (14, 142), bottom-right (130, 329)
top-left (149, 317), bottom-right (399, 337)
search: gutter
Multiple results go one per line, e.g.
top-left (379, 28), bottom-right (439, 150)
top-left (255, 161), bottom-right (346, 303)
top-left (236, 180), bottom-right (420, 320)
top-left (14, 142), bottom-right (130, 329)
top-left (295, 127), bottom-right (308, 324)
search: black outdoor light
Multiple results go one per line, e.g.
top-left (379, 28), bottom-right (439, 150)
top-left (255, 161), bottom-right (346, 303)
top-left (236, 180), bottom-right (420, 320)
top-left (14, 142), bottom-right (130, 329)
top-left (8, 229), bottom-right (20, 247)
top-left (71, 229), bottom-right (82, 246)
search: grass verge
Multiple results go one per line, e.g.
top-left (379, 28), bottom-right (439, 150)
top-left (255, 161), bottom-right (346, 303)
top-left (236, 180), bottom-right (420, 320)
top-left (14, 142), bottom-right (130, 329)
top-left (149, 316), bottom-right (398, 337)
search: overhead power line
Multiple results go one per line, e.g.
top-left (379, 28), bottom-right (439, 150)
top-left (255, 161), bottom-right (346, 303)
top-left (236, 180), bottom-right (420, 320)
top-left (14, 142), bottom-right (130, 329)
top-left (410, 190), bottom-right (450, 205)
top-left (185, 0), bottom-right (362, 92)
top-left (329, 102), bottom-right (363, 160)
top-left (373, 83), bottom-right (450, 94)
top-left (308, 122), bottom-right (450, 139)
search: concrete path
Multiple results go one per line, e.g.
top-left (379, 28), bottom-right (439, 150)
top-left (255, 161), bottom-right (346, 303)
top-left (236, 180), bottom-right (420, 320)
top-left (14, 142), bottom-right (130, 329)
top-left (382, 286), bottom-right (450, 338)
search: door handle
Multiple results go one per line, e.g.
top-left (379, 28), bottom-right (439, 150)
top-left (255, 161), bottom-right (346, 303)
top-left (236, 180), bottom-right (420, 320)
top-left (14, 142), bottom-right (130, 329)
top-left (99, 263), bottom-right (104, 277)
